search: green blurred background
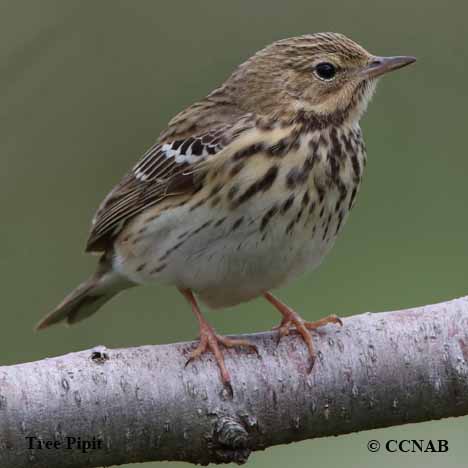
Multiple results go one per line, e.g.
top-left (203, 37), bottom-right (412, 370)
top-left (1, 0), bottom-right (467, 466)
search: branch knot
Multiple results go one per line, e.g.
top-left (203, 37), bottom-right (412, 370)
top-left (213, 417), bottom-right (251, 465)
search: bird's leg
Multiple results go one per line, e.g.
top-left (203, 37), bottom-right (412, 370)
top-left (264, 291), bottom-right (342, 371)
top-left (179, 288), bottom-right (258, 385)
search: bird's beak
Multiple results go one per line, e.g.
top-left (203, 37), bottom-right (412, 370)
top-left (360, 55), bottom-right (416, 79)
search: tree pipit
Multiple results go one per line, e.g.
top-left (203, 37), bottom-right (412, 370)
top-left (36, 33), bottom-right (415, 387)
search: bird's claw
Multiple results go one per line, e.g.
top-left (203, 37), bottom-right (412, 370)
top-left (185, 324), bottom-right (258, 385)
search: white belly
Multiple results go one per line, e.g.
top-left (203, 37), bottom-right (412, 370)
top-left (113, 187), bottom-right (346, 309)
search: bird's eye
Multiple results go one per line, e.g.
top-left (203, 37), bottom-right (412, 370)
top-left (314, 62), bottom-right (337, 81)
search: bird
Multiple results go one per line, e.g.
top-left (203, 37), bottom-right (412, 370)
top-left (36, 33), bottom-right (415, 386)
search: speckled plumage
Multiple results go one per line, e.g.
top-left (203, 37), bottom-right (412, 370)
top-left (37, 33), bottom-right (415, 385)
top-left (113, 122), bottom-right (365, 309)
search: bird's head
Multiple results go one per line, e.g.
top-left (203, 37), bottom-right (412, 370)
top-left (228, 33), bottom-right (415, 125)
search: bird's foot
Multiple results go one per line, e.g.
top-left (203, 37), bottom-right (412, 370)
top-left (185, 318), bottom-right (258, 386)
top-left (265, 292), bottom-right (342, 372)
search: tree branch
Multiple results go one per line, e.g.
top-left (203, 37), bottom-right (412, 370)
top-left (1, 296), bottom-right (468, 467)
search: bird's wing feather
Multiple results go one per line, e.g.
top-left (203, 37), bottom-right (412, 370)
top-left (85, 121), bottom-right (251, 252)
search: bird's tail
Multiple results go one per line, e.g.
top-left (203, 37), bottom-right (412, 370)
top-left (35, 255), bottom-right (133, 331)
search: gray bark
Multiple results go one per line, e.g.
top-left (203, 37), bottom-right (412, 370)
top-left (1, 296), bottom-right (468, 467)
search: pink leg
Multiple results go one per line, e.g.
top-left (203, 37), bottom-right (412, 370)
top-left (179, 288), bottom-right (258, 385)
top-left (264, 291), bottom-right (342, 371)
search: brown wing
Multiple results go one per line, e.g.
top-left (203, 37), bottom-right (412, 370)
top-left (85, 127), bottom-right (231, 253)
